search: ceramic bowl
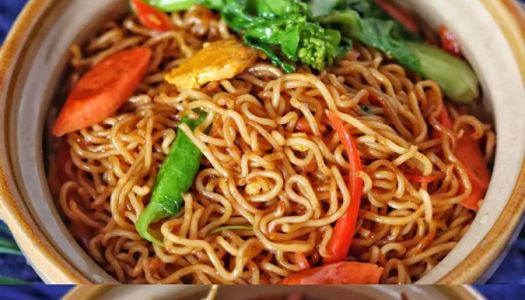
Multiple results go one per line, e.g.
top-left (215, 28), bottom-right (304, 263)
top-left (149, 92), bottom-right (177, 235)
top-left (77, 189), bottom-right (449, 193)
top-left (63, 285), bottom-right (486, 300)
top-left (0, 0), bottom-right (525, 284)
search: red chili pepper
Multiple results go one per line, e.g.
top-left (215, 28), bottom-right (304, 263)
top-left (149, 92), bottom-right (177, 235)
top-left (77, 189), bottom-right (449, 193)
top-left (295, 117), bottom-right (313, 134)
top-left (282, 261), bottom-right (383, 285)
top-left (432, 105), bottom-right (454, 139)
top-left (439, 25), bottom-right (462, 57)
top-left (130, 0), bottom-right (172, 32)
top-left (405, 173), bottom-right (441, 183)
top-left (324, 111), bottom-right (363, 264)
top-left (295, 117), bottom-right (327, 135)
top-left (433, 107), bottom-right (489, 211)
top-left (373, 0), bottom-right (420, 34)
top-left (455, 130), bottom-right (490, 211)
top-left (294, 253), bottom-right (311, 270)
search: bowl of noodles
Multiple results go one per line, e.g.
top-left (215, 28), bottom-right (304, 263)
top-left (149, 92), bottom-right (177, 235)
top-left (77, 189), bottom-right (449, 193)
top-left (0, 0), bottom-right (525, 284)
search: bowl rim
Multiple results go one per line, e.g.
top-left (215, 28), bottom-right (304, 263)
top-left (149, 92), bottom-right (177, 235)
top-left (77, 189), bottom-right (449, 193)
top-left (0, 0), bottom-right (524, 284)
top-left (438, 0), bottom-right (525, 283)
top-left (0, 0), bottom-right (88, 283)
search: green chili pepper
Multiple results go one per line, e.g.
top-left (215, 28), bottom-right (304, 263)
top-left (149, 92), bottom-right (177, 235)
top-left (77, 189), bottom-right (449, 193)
top-left (136, 112), bottom-right (206, 245)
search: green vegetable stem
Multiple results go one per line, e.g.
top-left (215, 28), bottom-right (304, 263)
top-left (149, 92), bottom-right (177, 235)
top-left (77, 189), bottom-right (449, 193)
top-left (145, 0), bottom-right (198, 12)
top-left (407, 42), bottom-right (480, 103)
top-left (143, 0), bottom-right (480, 103)
top-left (136, 112), bottom-right (206, 245)
top-left (200, 0), bottom-right (348, 72)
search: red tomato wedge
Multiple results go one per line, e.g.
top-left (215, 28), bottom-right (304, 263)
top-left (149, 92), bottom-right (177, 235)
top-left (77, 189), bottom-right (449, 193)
top-left (373, 0), bottom-right (419, 34)
top-left (439, 25), bottom-right (462, 57)
top-left (282, 261), bottom-right (383, 285)
top-left (131, 0), bottom-right (172, 32)
top-left (52, 47), bottom-right (152, 137)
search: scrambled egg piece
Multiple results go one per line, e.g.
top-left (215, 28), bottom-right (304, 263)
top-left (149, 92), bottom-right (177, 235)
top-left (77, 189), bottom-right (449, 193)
top-left (165, 39), bottom-right (259, 90)
top-left (245, 182), bottom-right (263, 195)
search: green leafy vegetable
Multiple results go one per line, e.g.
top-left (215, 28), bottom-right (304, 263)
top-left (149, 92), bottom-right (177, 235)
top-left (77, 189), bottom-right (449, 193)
top-left (148, 0), bottom-right (480, 102)
top-left (201, 0), bottom-right (254, 31)
top-left (298, 26), bottom-right (341, 71)
top-left (308, 0), bottom-right (339, 17)
top-left (318, 10), bottom-right (421, 72)
top-left (333, 0), bottom-right (389, 19)
top-left (242, 16), bottom-right (342, 72)
top-left (407, 42), bottom-right (480, 103)
top-left (200, 0), bottom-right (346, 72)
top-left (136, 112), bottom-right (206, 245)
top-left (255, 0), bottom-right (309, 17)
top-left (145, 0), bottom-right (198, 11)
top-left (317, 7), bottom-right (480, 103)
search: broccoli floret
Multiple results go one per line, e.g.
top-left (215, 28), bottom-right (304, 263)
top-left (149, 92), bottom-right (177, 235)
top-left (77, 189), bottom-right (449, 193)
top-left (200, 0), bottom-right (347, 73)
top-left (298, 25), bottom-right (340, 70)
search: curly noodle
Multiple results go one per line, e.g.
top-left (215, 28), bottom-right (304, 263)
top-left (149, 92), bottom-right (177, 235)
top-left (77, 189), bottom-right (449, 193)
top-left (47, 6), bottom-right (495, 284)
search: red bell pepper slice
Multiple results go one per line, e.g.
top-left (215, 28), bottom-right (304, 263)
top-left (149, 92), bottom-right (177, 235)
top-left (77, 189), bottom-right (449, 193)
top-left (324, 111), bottom-right (363, 263)
top-left (131, 0), bottom-right (172, 32)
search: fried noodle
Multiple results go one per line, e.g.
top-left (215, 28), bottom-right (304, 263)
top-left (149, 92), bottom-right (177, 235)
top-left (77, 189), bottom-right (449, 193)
top-left (48, 6), bottom-right (495, 284)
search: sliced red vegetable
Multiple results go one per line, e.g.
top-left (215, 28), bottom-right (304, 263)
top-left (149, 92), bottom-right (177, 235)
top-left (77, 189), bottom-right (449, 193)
top-left (373, 0), bottom-right (419, 34)
top-left (295, 117), bottom-right (313, 134)
top-left (131, 0), bottom-right (173, 32)
top-left (294, 253), bottom-right (311, 270)
top-left (405, 173), bottom-right (441, 183)
top-left (433, 107), bottom-right (489, 211)
top-left (432, 105), bottom-right (454, 139)
top-left (52, 47), bottom-right (152, 137)
top-left (324, 111), bottom-right (363, 264)
top-left (282, 261), bottom-right (383, 285)
top-left (295, 117), bottom-right (327, 135)
top-left (437, 105), bottom-right (454, 129)
top-left (439, 25), bottom-right (462, 57)
top-left (455, 131), bottom-right (490, 211)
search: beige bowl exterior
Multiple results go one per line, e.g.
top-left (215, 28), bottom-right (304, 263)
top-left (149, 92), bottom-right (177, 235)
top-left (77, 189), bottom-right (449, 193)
top-left (0, 0), bottom-right (524, 284)
top-left (63, 285), bottom-right (486, 300)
